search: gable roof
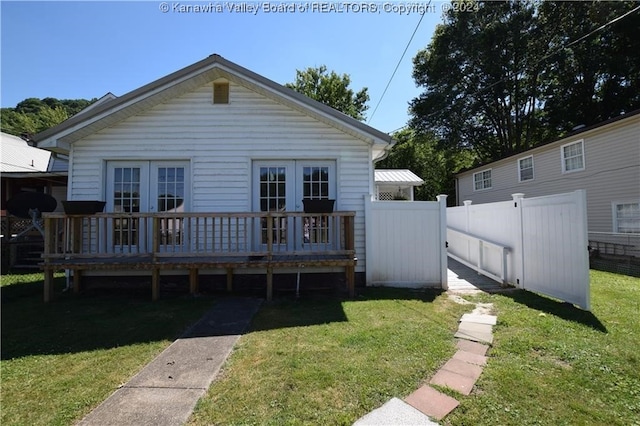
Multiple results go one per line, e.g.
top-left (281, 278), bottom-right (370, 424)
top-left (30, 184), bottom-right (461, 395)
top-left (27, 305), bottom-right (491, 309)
top-left (34, 54), bottom-right (394, 158)
top-left (375, 169), bottom-right (424, 186)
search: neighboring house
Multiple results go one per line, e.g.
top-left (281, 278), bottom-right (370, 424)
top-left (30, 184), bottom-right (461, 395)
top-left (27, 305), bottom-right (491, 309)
top-left (34, 54), bottom-right (395, 285)
top-left (1, 131), bottom-right (68, 218)
top-left (1, 131), bottom-right (68, 269)
top-left (455, 109), bottom-right (640, 257)
top-left (374, 169), bottom-right (424, 201)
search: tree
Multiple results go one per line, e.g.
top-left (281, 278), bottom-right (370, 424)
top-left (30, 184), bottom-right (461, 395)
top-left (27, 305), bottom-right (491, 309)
top-left (538, 1), bottom-right (640, 134)
top-left (410, 0), bottom-right (640, 164)
top-left (376, 128), bottom-right (473, 202)
top-left (410, 1), bottom-right (545, 163)
top-left (285, 65), bottom-right (370, 121)
top-left (1, 97), bottom-right (95, 136)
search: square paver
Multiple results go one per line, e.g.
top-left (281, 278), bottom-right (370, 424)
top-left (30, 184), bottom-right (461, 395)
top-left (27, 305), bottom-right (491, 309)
top-left (452, 349), bottom-right (487, 366)
top-left (440, 358), bottom-right (484, 380)
top-left (456, 339), bottom-right (490, 356)
top-left (430, 369), bottom-right (477, 395)
top-left (405, 385), bottom-right (459, 420)
top-left (460, 313), bottom-right (497, 325)
top-left (455, 322), bottom-right (494, 344)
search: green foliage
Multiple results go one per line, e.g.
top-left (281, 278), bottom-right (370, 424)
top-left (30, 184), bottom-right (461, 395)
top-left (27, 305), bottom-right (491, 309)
top-left (376, 128), bottom-right (474, 202)
top-left (1, 97), bottom-right (95, 137)
top-left (538, 1), bottom-right (640, 134)
top-left (411, 0), bottom-right (640, 164)
top-left (285, 65), bottom-right (370, 121)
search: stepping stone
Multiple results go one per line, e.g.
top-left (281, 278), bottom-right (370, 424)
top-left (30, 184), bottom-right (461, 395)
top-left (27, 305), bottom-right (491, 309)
top-left (452, 349), bottom-right (487, 366)
top-left (455, 322), bottom-right (494, 344)
top-left (405, 385), bottom-right (459, 421)
top-left (456, 339), bottom-right (490, 356)
top-left (353, 397), bottom-right (439, 425)
top-left (440, 358), bottom-right (484, 380)
top-left (460, 313), bottom-right (497, 325)
top-left (430, 369), bottom-right (478, 396)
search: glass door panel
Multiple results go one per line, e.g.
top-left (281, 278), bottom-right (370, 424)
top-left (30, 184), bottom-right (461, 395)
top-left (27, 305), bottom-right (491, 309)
top-left (298, 162), bottom-right (336, 250)
top-left (154, 165), bottom-right (187, 248)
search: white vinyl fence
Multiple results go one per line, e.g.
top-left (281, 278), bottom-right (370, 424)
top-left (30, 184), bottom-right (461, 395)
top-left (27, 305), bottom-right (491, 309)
top-left (447, 190), bottom-right (590, 310)
top-left (365, 195), bottom-right (448, 289)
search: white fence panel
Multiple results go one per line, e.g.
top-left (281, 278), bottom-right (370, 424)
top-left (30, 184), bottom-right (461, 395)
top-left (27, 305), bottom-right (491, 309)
top-left (365, 196), bottom-right (447, 288)
top-left (448, 190), bottom-right (590, 310)
top-left (521, 191), bottom-right (590, 310)
top-left (447, 199), bottom-right (522, 284)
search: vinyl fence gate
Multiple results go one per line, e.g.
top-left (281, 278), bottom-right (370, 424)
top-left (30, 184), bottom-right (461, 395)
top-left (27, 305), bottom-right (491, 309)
top-left (447, 190), bottom-right (590, 310)
top-left (365, 195), bottom-right (448, 289)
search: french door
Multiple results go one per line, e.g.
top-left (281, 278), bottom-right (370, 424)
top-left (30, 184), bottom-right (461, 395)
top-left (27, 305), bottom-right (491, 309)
top-left (252, 160), bottom-right (336, 251)
top-left (106, 161), bottom-right (189, 252)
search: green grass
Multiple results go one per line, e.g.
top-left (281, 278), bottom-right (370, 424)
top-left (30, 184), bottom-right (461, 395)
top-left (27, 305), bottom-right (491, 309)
top-left (445, 270), bottom-right (640, 426)
top-left (0, 272), bottom-right (215, 426)
top-left (188, 289), bottom-right (470, 425)
top-left (2, 270), bottom-right (638, 426)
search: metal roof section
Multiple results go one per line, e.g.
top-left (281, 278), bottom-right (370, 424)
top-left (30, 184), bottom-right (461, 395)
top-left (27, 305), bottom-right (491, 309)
top-left (375, 169), bottom-right (424, 185)
top-left (34, 54), bottom-right (395, 157)
top-left (1, 132), bottom-right (53, 173)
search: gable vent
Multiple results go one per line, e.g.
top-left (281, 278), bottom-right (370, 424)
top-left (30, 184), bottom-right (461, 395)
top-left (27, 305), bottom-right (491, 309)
top-left (213, 82), bottom-right (229, 104)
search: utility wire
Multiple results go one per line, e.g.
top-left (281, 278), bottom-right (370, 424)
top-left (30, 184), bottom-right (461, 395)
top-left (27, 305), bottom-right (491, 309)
top-left (368, 1), bottom-right (431, 125)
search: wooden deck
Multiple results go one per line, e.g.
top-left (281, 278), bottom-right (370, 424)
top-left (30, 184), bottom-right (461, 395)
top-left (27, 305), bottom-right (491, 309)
top-left (41, 211), bottom-right (356, 302)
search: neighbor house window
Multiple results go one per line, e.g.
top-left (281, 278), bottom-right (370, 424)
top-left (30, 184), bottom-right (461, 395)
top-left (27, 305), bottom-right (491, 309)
top-left (518, 156), bottom-right (534, 182)
top-left (613, 202), bottom-right (640, 233)
top-left (213, 82), bottom-right (229, 104)
top-left (561, 140), bottom-right (585, 173)
top-left (473, 169), bottom-right (492, 191)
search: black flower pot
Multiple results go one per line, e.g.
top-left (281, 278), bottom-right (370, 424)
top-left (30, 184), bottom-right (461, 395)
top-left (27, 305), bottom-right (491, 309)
top-left (302, 199), bottom-right (335, 213)
top-left (62, 201), bottom-right (106, 215)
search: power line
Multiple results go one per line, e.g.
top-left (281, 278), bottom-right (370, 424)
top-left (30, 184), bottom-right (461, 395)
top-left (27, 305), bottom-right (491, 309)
top-left (367, 1), bottom-right (431, 125)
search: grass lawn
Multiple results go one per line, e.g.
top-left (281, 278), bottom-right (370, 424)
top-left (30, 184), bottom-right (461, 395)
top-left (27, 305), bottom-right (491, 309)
top-left (188, 270), bottom-right (640, 425)
top-left (0, 272), bottom-right (214, 426)
top-left (2, 270), bottom-right (639, 425)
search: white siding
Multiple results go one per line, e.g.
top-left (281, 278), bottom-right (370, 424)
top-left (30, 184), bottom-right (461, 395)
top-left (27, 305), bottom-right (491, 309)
top-left (457, 115), bottom-right (640, 232)
top-left (68, 81), bottom-right (372, 271)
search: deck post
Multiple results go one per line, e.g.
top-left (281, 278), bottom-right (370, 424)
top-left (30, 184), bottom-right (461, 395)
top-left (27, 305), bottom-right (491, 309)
top-left (346, 265), bottom-right (355, 298)
top-left (189, 268), bottom-right (198, 295)
top-left (73, 270), bottom-right (82, 294)
top-left (152, 268), bottom-right (160, 301)
top-left (226, 268), bottom-right (233, 293)
top-left (266, 266), bottom-right (273, 301)
top-left (44, 268), bottom-right (54, 303)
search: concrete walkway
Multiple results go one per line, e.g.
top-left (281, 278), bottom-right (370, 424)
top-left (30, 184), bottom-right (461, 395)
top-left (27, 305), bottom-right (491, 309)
top-left (77, 297), bottom-right (262, 426)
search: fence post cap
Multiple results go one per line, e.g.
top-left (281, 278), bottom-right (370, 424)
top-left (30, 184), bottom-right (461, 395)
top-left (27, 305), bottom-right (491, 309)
top-left (463, 200), bottom-right (473, 206)
top-left (511, 193), bottom-right (525, 201)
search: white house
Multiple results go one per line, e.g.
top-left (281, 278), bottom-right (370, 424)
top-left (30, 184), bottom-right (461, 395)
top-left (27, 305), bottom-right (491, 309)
top-left (34, 54), bottom-right (395, 292)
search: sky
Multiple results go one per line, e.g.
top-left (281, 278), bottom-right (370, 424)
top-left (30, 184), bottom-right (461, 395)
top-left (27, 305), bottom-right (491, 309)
top-left (0, 1), bottom-right (448, 134)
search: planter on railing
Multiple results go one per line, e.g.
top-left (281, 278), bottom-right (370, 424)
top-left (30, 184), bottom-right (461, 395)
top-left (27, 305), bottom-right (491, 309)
top-left (62, 201), bottom-right (106, 215)
top-left (302, 199), bottom-right (335, 213)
